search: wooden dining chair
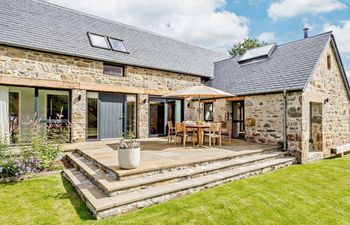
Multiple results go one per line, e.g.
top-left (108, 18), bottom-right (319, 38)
top-left (204, 122), bottom-right (222, 148)
top-left (174, 122), bottom-right (196, 148)
top-left (167, 121), bottom-right (176, 144)
top-left (221, 121), bottom-right (232, 142)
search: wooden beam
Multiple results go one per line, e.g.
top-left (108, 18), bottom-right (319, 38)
top-left (0, 75), bottom-right (171, 95)
top-left (0, 75), bottom-right (79, 89)
top-left (225, 96), bottom-right (245, 101)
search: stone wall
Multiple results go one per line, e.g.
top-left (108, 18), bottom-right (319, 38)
top-left (0, 45), bottom-right (201, 141)
top-left (184, 98), bottom-right (232, 122)
top-left (302, 41), bottom-right (350, 161)
top-left (244, 92), bottom-right (302, 149)
top-left (71, 89), bottom-right (86, 143)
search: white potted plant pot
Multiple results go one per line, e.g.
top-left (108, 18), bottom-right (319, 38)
top-left (118, 131), bottom-right (140, 170)
top-left (118, 147), bottom-right (140, 169)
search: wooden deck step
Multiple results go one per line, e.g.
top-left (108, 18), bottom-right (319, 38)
top-left (66, 151), bottom-right (288, 196)
top-left (64, 156), bottom-right (296, 219)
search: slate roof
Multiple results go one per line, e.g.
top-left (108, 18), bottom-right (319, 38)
top-left (207, 32), bottom-right (334, 95)
top-left (0, 0), bottom-right (227, 78)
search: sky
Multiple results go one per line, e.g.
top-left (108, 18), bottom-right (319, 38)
top-left (45, 0), bottom-right (350, 76)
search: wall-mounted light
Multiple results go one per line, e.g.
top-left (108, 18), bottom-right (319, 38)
top-left (324, 98), bottom-right (329, 104)
top-left (78, 95), bottom-right (82, 101)
top-left (143, 98), bottom-right (147, 104)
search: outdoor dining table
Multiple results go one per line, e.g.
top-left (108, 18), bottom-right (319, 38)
top-left (185, 124), bottom-right (210, 147)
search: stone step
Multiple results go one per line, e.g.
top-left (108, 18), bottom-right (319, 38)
top-left (64, 156), bottom-right (296, 219)
top-left (66, 151), bottom-right (288, 196)
top-left (72, 146), bottom-right (282, 181)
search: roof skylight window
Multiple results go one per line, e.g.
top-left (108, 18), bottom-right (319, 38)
top-left (238, 43), bottom-right (276, 64)
top-left (108, 37), bottom-right (128, 53)
top-left (88, 33), bottom-right (110, 49)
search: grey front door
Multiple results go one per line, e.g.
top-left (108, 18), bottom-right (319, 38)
top-left (99, 93), bottom-right (124, 140)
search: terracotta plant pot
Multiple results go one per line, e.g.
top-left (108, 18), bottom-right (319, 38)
top-left (118, 147), bottom-right (140, 169)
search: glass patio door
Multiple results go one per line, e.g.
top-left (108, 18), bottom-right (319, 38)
top-left (232, 101), bottom-right (245, 138)
top-left (149, 97), bottom-right (182, 137)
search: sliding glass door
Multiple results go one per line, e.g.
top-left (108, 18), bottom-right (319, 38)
top-left (149, 97), bottom-right (183, 137)
top-left (4, 86), bottom-right (71, 143)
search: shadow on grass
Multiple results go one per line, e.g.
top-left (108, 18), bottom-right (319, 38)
top-left (58, 172), bottom-right (95, 221)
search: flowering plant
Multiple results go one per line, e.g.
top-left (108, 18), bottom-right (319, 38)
top-left (0, 111), bottom-right (66, 180)
top-left (119, 131), bottom-right (140, 150)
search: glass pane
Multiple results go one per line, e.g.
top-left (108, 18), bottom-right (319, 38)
top-left (9, 92), bottom-right (19, 143)
top-left (149, 98), bottom-right (165, 135)
top-left (87, 97), bottom-right (98, 140)
top-left (175, 100), bottom-right (182, 122)
top-left (108, 38), bottom-right (128, 52)
top-left (232, 101), bottom-right (245, 138)
top-left (103, 64), bottom-right (123, 76)
top-left (89, 33), bottom-right (110, 49)
top-left (204, 103), bottom-right (213, 121)
top-left (46, 94), bottom-right (69, 120)
top-left (126, 95), bottom-right (136, 135)
top-left (167, 100), bottom-right (176, 123)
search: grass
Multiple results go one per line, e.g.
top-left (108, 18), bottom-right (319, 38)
top-left (0, 156), bottom-right (350, 225)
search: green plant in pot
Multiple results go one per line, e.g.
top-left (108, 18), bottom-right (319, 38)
top-left (118, 131), bottom-right (140, 170)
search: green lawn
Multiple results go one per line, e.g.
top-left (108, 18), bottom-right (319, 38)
top-left (1, 156), bottom-right (350, 225)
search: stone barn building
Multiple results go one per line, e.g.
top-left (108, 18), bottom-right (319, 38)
top-left (0, 0), bottom-right (349, 163)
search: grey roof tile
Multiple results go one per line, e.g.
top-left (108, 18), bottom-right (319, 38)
top-left (0, 0), bottom-right (227, 78)
top-left (208, 32), bottom-right (331, 95)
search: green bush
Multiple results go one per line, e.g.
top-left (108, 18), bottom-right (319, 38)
top-left (0, 113), bottom-right (67, 179)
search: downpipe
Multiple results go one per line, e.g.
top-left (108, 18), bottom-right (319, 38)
top-left (283, 90), bottom-right (288, 151)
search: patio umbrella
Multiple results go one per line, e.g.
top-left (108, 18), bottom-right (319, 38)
top-left (163, 85), bottom-right (235, 121)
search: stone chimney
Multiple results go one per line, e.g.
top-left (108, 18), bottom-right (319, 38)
top-left (303, 27), bottom-right (309, 38)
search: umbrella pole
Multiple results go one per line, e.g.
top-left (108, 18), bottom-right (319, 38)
top-left (198, 97), bottom-right (201, 122)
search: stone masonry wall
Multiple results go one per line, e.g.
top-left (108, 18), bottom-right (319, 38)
top-left (302, 41), bottom-right (350, 161)
top-left (71, 89), bottom-right (86, 142)
top-left (184, 98), bottom-right (232, 123)
top-left (0, 45), bottom-right (201, 141)
top-left (244, 92), bottom-right (302, 149)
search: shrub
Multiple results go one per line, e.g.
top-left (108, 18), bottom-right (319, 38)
top-left (119, 131), bottom-right (140, 150)
top-left (19, 114), bottom-right (65, 171)
top-left (0, 111), bottom-right (67, 180)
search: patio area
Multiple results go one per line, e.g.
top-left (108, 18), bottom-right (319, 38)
top-left (63, 138), bottom-right (293, 218)
top-left (64, 138), bottom-right (281, 179)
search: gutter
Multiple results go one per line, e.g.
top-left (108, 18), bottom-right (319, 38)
top-left (283, 90), bottom-right (288, 151)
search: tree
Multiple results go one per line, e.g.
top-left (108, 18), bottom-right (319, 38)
top-left (228, 38), bottom-right (266, 57)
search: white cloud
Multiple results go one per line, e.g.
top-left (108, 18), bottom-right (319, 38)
top-left (268, 0), bottom-right (346, 20)
top-left (45, 0), bottom-right (249, 51)
top-left (323, 20), bottom-right (350, 57)
top-left (257, 32), bottom-right (276, 43)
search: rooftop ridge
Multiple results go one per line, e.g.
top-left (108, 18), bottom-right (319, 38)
top-left (34, 0), bottom-right (225, 55)
top-left (213, 32), bottom-right (333, 64)
top-left (277, 31), bottom-right (332, 47)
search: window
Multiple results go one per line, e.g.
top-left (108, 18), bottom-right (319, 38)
top-left (9, 92), bottom-right (20, 143)
top-left (47, 94), bottom-right (69, 120)
top-left (204, 102), bottom-right (213, 121)
top-left (108, 37), bottom-right (128, 53)
top-left (88, 33), bottom-right (110, 49)
top-left (238, 43), bottom-right (276, 64)
top-left (126, 95), bottom-right (137, 134)
top-left (327, 54), bottom-right (331, 70)
top-left (103, 64), bottom-right (124, 76)
top-left (87, 92), bottom-right (98, 140)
